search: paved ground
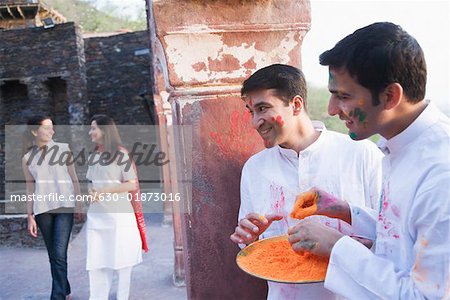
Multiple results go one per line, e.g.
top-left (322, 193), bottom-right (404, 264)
top-left (0, 218), bottom-right (187, 300)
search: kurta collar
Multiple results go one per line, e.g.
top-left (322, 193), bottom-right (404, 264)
top-left (277, 121), bottom-right (327, 158)
top-left (385, 100), bottom-right (437, 154)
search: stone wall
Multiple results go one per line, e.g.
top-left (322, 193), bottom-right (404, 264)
top-left (0, 22), bottom-right (88, 206)
top-left (0, 22), bottom-right (87, 125)
top-left (84, 31), bottom-right (155, 125)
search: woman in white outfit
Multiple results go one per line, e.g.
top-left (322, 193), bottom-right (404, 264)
top-left (86, 114), bottom-right (147, 300)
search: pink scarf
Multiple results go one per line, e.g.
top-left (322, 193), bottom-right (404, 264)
top-left (96, 144), bottom-right (149, 252)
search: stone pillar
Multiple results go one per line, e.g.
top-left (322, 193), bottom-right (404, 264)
top-left (150, 1), bottom-right (311, 298)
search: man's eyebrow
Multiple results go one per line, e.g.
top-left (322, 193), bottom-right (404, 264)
top-left (246, 101), bottom-right (271, 110)
top-left (329, 89), bottom-right (352, 97)
top-left (253, 101), bottom-right (271, 108)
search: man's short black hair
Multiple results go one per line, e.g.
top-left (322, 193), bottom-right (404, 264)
top-left (241, 64), bottom-right (308, 110)
top-left (320, 22), bottom-right (427, 105)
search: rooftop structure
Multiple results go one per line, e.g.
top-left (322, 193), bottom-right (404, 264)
top-left (0, 0), bottom-right (66, 30)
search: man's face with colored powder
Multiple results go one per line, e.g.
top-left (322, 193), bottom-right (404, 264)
top-left (327, 68), bottom-right (384, 140)
top-left (244, 89), bottom-right (298, 148)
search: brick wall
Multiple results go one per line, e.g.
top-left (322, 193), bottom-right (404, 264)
top-left (84, 31), bottom-right (155, 125)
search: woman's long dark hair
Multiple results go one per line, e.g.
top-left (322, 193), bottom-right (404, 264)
top-left (90, 114), bottom-right (123, 153)
top-left (22, 115), bottom-right (52, 156)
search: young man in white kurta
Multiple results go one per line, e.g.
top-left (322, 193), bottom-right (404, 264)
top-left (289, 22), bottom-right (449, 299)
top-left (240, 122), bottom-right (382, 299)
top-left (230, 64), bottom-right (383, 300)
top-left (324, 101), bottom-right (450, 299)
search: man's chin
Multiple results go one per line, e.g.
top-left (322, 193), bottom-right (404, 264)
top-left (263, 139), bottom-right (274, 148)
top-left (349, 131), bottom-right (361, 140)
top-left (349, 131), bottom-right (371, 141)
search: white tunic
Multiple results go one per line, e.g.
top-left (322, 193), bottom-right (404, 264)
top-left (239, 122), bottom-right (383, 300)
top-left (325, 101), bottom-right (450, 299)
top-left (86, 152), bottom-right (142, 270)
top-left (24, 140), bottom-right (75, 215)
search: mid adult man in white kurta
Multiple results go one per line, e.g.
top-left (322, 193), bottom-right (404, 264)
top-left (288, 22), bottom-right (450, 299)
top-left (230, 64), bottom-right (383, 299)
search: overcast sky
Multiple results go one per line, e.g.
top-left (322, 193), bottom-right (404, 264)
top-left (101, 0), bottom-right (449, 114)
top-left (302, 0), bottom-right (450, 114)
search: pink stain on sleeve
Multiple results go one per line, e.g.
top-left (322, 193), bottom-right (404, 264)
top-left (413, 237), bottom-right (429, 283)
top-left (391, 205), bottom-right (401, 218)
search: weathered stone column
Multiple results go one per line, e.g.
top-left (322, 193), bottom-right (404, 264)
top-left (150, 1), bottom-right (311, 298)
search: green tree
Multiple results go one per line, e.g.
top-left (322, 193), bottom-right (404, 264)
top-left (43, 0), bottom-right (146, 32)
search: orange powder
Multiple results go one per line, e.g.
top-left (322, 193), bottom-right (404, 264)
top-left (258, 214), bottom-right (267, 222)
top-left (237, 237), bottom-right (329, 282)
top-left (290, 191), bottom-right (318, 220)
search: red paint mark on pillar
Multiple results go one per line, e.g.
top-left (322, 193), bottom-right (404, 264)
top-left (210, 110), bottom-right (257, 163)
top-left (208, 54), bottom-right (240, 72)
top-left (243, 58), bottom-right (257, 70)
top-left (192, 62), bottom-right (207, 72)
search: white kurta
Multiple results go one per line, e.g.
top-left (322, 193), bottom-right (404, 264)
top-left (239, 122), bottom-right (383, 300)
top-left (24, 140), bottom-right (75, 215)
top-left (86, 152), bottom-right (142, 271)
top-left (325, 101), bottom-right (450, 299)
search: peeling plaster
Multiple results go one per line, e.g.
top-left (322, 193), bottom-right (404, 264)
top-left (163, 30), bottom-right (299, 83)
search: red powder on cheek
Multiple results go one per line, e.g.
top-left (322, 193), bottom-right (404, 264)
top-left (271, 116), bottom-right (285, 127)
top-left (275, 115), bottom-right (285, 127)
top-left (237, 237), bottom-right (329, 282)
top-left (264, 140), bottom-right (271, 147)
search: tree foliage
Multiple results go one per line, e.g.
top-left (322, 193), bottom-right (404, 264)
top-left (43, 0), bottom-right (147, 32)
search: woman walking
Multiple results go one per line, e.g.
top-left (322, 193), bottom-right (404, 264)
top-left (23, 115), bottom-right (80, 300)
top-left (86, 114), bottom-right (148, 300)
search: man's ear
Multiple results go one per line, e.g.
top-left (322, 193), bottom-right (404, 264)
top-left (292, 95), bottom-right (304, 116)
top-left (382, 83), bottom-right (403, 110)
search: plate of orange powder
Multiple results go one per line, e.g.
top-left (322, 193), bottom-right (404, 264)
top-left (236, 235), bottom-right (329, 284)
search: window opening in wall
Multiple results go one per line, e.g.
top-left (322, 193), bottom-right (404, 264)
top-left (0, 80), bottom-right (29, 102)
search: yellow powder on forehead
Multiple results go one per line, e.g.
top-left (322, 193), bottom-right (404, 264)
top-left (237, 237), bottom-right (328, 282)
top-left (290, 191), bottom-right (318, 220)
